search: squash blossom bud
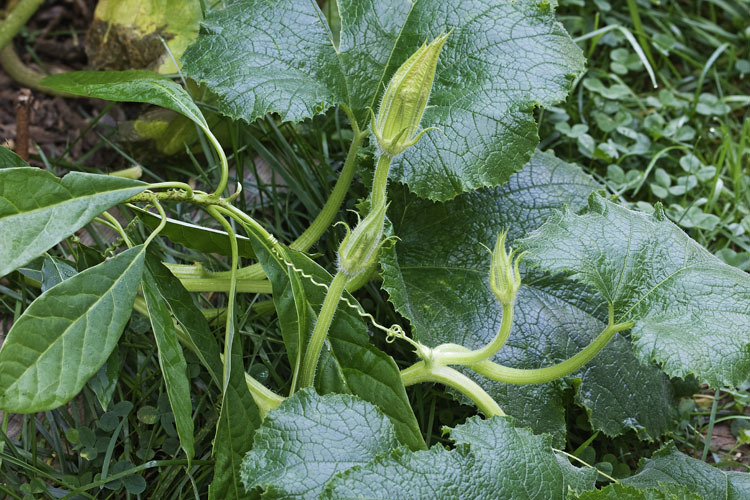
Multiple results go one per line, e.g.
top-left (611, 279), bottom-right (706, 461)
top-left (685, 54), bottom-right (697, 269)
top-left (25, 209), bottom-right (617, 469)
top-left (489, 231), bottom-right (524, 306)
top-left (372, 32), bottom-right (449, 157)
top-left (337, 201), bottom-right (388, 279)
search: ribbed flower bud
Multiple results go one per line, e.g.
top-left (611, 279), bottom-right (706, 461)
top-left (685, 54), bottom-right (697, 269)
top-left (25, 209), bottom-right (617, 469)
top-left (489, 231), bottom-right (524, 306)
top-left (337, 202), bottom-right (388, 279)
top-left (371, 32), bottom-right (449, 157)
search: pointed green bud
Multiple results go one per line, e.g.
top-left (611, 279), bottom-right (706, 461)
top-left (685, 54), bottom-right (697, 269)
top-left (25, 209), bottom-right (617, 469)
top-left (372, 32), bottom-right (449, 157)
top-left (337, 201), bottom-right (388, 279)
top-left (489, 231), bottom-right (524, 306)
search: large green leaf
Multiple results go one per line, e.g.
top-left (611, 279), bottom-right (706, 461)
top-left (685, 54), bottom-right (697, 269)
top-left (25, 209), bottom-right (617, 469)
top-left (41, 71), bottom-right (210, 131)
top-left (0, 246), bottom-right (146, 412)
top-left (616, 442), bottom-right (750, 500)
top-left (381, 151), bottom-right (677, 440)
top-left (142, 269), bottom-right (195, 461)
top-left (241, 389), bottom-right (399, 499)
top-left (519, 194), bottom-right (750, 388)
top-left (182, 0), bottom-right (584, 200)
top-left (250, 239), bottom-right (425, 451)
top-left (327, 416), bottom-right (595, 499)
top-left (242, 391), bottom-right (594, 499)
top-left (210, 335), bottom-right (262, 500)
top-left (0, 168), bottom-right (145, 277)
top-left (144, 253), bottom-right (223, 388)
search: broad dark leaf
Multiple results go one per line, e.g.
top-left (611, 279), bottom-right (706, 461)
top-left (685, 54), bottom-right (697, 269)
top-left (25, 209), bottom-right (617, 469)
top-left (0, 246), bottom-right (146, 412)
top-left (0, 168), bottom-right (144, 277)
top-left (381, 151), bottom-right (677, 440)
top-left (0, 146), bottom-right (28, 167)
top-left (183, 0), bottom-right (584, 200)
top-left (617, 443), bottom-right (750, 500)
top-left (520, 194), bottom-right (750, 388)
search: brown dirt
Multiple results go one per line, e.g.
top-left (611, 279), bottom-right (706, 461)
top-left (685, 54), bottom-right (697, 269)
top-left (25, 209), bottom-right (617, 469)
top-left (0, 0), bottom-right (127, 170)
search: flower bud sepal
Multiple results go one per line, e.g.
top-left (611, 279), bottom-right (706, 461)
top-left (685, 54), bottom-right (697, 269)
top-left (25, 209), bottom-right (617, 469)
top-left (489, 230), bottom-right (526, 306)
top-left (336, 201), bottom-right (390, 281)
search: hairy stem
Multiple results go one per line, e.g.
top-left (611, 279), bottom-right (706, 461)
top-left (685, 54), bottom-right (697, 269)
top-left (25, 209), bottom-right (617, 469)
top-left (370, 154), bottom-right (392, 207)
top-left (0, 0), bottom-right (44, 51)
top-left (401, 362), bottom-right (505, 417)
top-left (298, 271), bottom-right (348, 388)
top-left (434, 303), bottom-right (513, 365)
top-left (0, 45), bottom-right (73, 97)
top-left (291, 109), bottom-right (365, 252)
top-left (468, 319), bottom-right (633, 384)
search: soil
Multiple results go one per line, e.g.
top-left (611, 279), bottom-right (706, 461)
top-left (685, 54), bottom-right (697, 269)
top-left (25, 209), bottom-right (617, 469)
top-left (0, 0), bottom-right (125, 170)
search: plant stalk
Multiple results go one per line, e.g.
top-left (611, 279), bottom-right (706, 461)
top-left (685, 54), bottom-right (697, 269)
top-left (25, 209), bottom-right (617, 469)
top-left (434, 303), bottom-right (513, 365)
top-left (467, 320), bottom-right (633, 384)
top-left (371, 154), bottom-right (392, 208)
top-left (298, 271), bottom-right (348, 388)
top-left (0, 0), bottom-right (45, 51)
top-left (401, 362), bottom-right (505, 417)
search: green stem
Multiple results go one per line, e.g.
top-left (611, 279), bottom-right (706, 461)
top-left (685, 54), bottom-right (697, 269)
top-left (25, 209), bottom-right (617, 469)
top-left (0, 44), bottom-right (73, 97)
top-left (179, 278), bottom-right (271, 294)
top-left (371, 154), bottom-right (392, 207)
top-left (401, 362), bottom-right (504, 417)
top-left (290, 110), bottom-right (365, 252)
top-left (299, 271), bottom-right (348, 388)
top-left (467, 320), bottom-right (633, 385)
top-left (205, 206), bottom-right (239, 395)
top-left (434, 303), bottom-right (513, 365)
top-left (0, 0), bottom-right (45, 51)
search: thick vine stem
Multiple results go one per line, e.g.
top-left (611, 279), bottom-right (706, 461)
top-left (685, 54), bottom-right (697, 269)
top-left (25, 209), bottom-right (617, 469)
top-left (433, 303), bottom-right (513, 365)
top-left (467, 318), bottom-right (634, 385)
top-left (298, 271), bottom-right (349, 388)
top-left (0, 0), bottom-right (45, 51)
top-left (370, 154), bottom-right (392, 208)
top-left (401, 362), bottom-right (505, 417)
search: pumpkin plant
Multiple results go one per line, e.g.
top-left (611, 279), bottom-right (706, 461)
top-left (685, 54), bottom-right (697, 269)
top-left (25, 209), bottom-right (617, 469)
top-left (1, 0), bottom-right (748, 498)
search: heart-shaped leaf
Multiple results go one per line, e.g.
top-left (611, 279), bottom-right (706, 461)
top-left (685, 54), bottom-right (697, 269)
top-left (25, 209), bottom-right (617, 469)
top-left (520, 194), bottom-right (750, 388)
top-left (381, 151), bottom-right (677, 440)
top-left (182, 0), bottom-right (584, 200)
top-left (241, 390), bottom-right (595, 499)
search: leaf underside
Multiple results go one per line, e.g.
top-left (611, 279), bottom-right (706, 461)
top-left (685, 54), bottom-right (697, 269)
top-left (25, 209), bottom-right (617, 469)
top-left (381, 151), bottom-right (678, 441)
top-left (520, 194), bottom-right (750, 388)
top-left (182, 0), bottom-right (584, 200)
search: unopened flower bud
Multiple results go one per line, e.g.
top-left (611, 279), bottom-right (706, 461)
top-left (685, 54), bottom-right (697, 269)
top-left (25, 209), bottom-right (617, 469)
top-left (371, 32), bottom-right (449, 157)
top-left (337, 202), bottom-right (388, 279)
top-left (489, 231), bottom-right (524, 306)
